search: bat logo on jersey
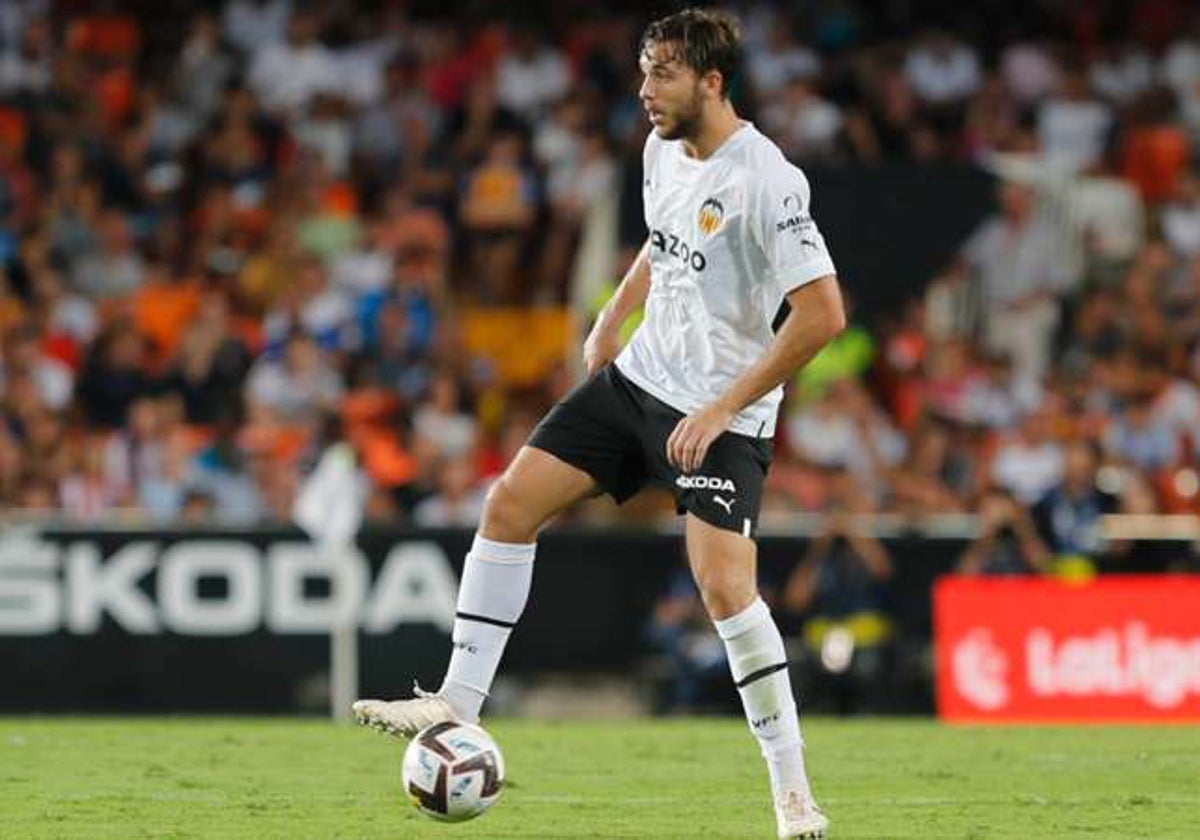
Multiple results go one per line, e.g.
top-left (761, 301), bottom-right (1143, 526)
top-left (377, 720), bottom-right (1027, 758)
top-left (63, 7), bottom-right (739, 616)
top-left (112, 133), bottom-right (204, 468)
top-left (777, 192), bottom-right (816, 236)
top-left (650, 228), bottom-right (707, 272)
top-left (697, 197), bottom-right (724, 236)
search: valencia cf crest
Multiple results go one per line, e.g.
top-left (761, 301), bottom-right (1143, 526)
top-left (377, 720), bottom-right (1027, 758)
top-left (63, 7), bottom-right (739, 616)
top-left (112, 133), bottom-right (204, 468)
top-left (698, 197), bottom-right (724, 236)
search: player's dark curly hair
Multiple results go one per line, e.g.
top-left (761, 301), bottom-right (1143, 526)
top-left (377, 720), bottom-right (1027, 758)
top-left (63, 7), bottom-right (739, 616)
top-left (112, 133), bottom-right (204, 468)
top-left (639, 7), bottom-right (743, 100)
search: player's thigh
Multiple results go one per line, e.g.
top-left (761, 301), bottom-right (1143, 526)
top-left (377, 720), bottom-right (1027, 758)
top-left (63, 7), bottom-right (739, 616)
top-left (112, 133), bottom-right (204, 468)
top-left (684, 513), bottom-right (758, 620)
top-left (479, 445), bottom-right (599, 542)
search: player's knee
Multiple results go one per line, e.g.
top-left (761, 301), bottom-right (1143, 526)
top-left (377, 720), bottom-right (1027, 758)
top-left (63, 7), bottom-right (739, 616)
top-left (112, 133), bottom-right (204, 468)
top-left (693, 567), bottom-right (756, 621)
top-left (479, 478), bottom-right (537, 543)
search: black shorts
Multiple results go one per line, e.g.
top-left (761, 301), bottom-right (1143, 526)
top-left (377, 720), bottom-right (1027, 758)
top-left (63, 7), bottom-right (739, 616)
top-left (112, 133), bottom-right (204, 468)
top-left (527, 363), bottom-right (773, 537)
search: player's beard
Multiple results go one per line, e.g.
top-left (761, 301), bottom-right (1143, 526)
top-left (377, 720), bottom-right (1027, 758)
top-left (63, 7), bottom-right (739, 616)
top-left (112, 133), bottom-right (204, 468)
top-left (657, 83), bottom-right (704, 141)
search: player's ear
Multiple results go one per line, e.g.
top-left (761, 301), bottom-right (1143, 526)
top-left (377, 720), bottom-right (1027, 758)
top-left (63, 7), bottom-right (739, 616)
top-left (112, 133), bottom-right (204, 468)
top-left (700, 68), bottom-right (724, 99)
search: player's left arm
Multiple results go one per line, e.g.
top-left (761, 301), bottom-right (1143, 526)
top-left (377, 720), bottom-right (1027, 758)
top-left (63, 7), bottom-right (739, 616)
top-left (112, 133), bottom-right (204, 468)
top-left (666, 275), bottom-right (845, 472)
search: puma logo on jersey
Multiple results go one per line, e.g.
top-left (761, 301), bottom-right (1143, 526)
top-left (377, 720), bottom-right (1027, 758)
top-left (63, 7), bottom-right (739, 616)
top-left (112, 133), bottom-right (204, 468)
top-left (713, 495), bottom-right (734, 514)
top-left (676, 475), bottom-right (736, 491)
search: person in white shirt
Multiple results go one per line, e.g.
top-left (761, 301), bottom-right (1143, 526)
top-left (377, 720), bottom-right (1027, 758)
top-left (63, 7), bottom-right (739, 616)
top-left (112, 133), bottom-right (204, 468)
top-left (747, 22), bottom-right (821, 99)
top-left (760, 77), bottom-right (843, 163)
top-left (904, 31), bottom-right (981, 105)
top-left (1001, 39), bottom-right (1061, 106)
top-left (1162, 174), bottom-right (1200, 257)
top-left (1037, 66), bottom-right (1114, 173)
top-left (494, 26), bottom-right (571, 122)
top-left (1162, 17), bottom-right (1200, 132)
top-left (247, 13), bottom-right (340, 117)
top-left (222, 0), bottom-right (291, 56)
top-left (354, 11), bottom-right (842, 838)
top-left (991, 407), bottom-right (1066, 504)
top-left (956, 180), bottom-right (1072, 383)
top-left (1090, 41), bottom-right (1155, 105)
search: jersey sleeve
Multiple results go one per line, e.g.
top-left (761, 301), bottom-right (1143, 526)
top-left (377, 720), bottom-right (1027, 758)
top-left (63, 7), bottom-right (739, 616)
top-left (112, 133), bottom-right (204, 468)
top-left (747, 161), bottom-right (837, 295)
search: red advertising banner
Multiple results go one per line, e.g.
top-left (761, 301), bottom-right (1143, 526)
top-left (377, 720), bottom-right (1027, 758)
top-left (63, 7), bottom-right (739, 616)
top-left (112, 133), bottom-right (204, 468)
top-left (934, 575), bottom-right (1200, 722)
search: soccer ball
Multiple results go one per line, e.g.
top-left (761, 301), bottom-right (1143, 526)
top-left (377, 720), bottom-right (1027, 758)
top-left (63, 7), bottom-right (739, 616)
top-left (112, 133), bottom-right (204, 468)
top-left (401, 721), bottom-right (506, 822)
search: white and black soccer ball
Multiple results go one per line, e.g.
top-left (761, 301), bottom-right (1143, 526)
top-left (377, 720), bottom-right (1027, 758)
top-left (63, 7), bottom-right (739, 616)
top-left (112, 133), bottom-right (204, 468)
top-left (401, 721), bottom-right (506, 822)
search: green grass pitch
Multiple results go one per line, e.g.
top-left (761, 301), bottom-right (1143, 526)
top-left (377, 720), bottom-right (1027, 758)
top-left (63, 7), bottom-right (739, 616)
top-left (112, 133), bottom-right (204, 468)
top-left (2, 717), bottom-right (1198, 839)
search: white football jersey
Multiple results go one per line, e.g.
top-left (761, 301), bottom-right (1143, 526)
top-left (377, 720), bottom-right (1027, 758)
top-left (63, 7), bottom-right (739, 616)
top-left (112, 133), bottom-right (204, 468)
top-left (614, 122), bottom-right (837, 438)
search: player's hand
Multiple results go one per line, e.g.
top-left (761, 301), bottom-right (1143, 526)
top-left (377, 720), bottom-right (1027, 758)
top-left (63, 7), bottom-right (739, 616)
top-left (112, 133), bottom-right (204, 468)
top-left (667, 402), bottom-right (734, 473)
top-left (583, 320), bottom-right (621, 376)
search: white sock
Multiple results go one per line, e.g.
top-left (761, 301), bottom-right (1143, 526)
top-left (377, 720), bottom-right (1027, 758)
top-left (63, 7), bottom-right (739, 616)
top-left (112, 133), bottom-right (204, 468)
top-left (439, 534), bottom-right (535, 723)
top-left (714, 597), bottom-right (813, 802)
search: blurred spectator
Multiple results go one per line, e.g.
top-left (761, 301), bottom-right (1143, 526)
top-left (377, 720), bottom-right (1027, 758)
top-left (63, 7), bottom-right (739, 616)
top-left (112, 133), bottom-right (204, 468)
top-left (72, 210), bottom-right (144, 300)
top-left (1089, 41), bottom-right (1154, 106)
top-left (992, 406), bottom-right (1065, 505)
top-left (294, 95), bottom-right (355, 179)
top-left (188, 415), bottom-right (265, 524)
top-left (353, 55), bottom-right (441, 176)
top-left (76, 326), bottom-right (154, 429)
top-left (962, 73), bottom-right (1021, 159)
top-left (644, 568), bottom-right (729, 713)
top-left (458, 130), bottom-right (538, 301)
top-left (413, 455), bottom-right (486, 527)
top-left (787, 380), bottom-right (905, 500)
top-left (1162, 14), bottom-right (1200, 142)
top-left (1030, 440), bottom-right (1116, 563)
top-left (494, 26), bottom-right (570, 122)
top-left (59, 433), bottom-right (117, 520)
top-left (956, 181), bottom-right (1071, 383)
top-left (961, 355), bottom-right (1042, 431)
top-left (760, 78), bottom-right (843, 163)
top-left (1037, 64), bottom-right (1114, 173)
top-left (539, 127), bottom-right (616, 297)
top-left (223, 0), bottom-right (292, 56)
top-left (1000, 38), bottom-right (1061, 106)
top-left (1161, 174), bottom-right (1200, 257)
top-left (263, 255), bottom-right (354, 351)
top-left (904, 30), bottom-right (981, 106)
top-left (159, 292), bottom-right (251, 425)
top-left (247, 12), bottom-right (338, 117)
top-left (99, 395), bottom-right (169, 509)
top-left (747, 19), bottom-right (820, 100)
top-left (1120, 88), bottom-right (1190, 204)
top-left (781, 480), bottom-right (893, 713)
top-left (957, 487), bottom-right (1050, 575)
top-left (888, 418), bottom-right (973, 514)
top-left (0, 15), bottom-right (52, 96)
top-left (177, 12), bottom-right (235, 120)
top-left (1, 324), bottom-right (73, 412)
top-left (238, 221), bottom-right (300, 316)
top-left (245, 332), bottom-right (343, 424)
top-left (29, 267), bottom-right (97, 350)
top-left (1104, 394), bottom-right (1179, 472)
top-left (413, 370), bottom-right (478, 461)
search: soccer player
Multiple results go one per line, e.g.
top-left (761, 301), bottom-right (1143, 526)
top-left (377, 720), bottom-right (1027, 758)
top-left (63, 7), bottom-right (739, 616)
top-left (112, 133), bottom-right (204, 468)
top-left (355, 9), bottom-right (843, 838)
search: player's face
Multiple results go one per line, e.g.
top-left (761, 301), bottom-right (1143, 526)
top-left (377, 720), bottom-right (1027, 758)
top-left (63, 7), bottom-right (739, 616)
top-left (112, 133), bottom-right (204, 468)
top-left (638, 42), bottom-right (704, 141)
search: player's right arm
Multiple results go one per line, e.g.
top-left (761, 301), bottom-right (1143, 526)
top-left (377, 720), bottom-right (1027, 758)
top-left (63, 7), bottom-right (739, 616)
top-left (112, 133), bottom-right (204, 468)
top-left (583, 238), bottom-right (651, 375)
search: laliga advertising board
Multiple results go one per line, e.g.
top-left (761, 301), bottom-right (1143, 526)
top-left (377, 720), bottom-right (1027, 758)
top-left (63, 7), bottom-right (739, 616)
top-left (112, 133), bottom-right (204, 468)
top-left (934, 576), bottom-right (1200, 722)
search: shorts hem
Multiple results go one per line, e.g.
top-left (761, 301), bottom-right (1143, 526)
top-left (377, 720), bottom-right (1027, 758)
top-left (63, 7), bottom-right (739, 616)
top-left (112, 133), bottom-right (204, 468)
top-left (676, 496), bottom-right (756, 539)
top-left (525, 442), bottom-right (640, 504)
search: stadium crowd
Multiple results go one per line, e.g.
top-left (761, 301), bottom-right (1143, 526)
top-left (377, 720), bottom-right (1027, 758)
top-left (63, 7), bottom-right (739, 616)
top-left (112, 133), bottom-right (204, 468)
top-left (1, 0), bottom-right (1200, 565)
